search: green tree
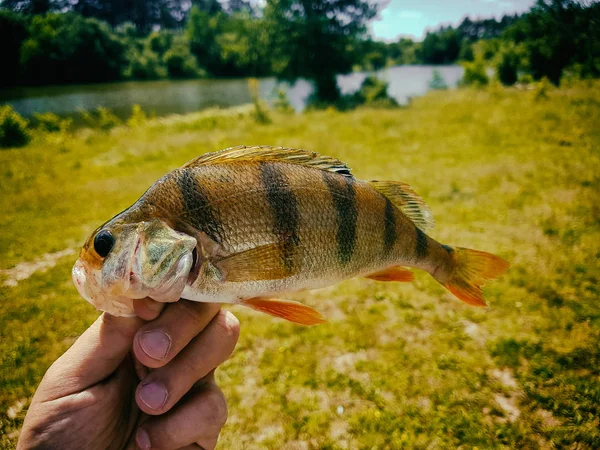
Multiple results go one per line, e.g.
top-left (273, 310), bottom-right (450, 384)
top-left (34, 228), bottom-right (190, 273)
top-left (503, 0), bottom-right (600, 84)
top-left (0, 10), bottom-right (29, 87)
top-left (265, 0), bottom-right (378, 103)
top-left (421, 27), bottom-right (462, 64)
top-left (497, 48), bottom-right (519, 86)
top-left (187, 6), bottom-right (228, 75)
top-left (20, 13), bottom-right (126, 85)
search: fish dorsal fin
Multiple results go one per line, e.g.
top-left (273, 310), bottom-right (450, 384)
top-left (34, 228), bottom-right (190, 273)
top-left (183, 146), bottom-right (352, 176)
top-left (369, 180), bottom-right (435, 232)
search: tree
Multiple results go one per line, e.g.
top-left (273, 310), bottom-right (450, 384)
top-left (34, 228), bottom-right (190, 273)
top-left (19, 13), bottom-right (126, 85)
top-left (265, 0), bottom-right (378, 103)
top-left (421, 27), bottom-right (462, 64)
top-left (0, 10), bottom-right (29, 87)
top-left (503, 0), bottom-right (600, 84)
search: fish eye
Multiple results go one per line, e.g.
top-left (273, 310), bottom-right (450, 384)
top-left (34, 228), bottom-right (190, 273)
top-left (94, 230), bottom-right (114, 258)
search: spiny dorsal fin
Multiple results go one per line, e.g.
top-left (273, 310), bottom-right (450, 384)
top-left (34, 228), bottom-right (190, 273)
top-left (369, 180), bottom-right (435, 232)
top-left (182, 146), bottom-right (352, 176)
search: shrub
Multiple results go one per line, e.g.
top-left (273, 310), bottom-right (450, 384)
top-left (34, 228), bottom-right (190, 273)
top-left (497, 50), bottom-right (519, 86)
top-left (248, 78), bottom-right (271, 124)
top-left (33, 112), bottom-right (72, 133)
top-left (80, 107), bottom-right (122, 131)
top-left (518, 73), bottom-right (534, 85)
top-left (127, 104), bottom-right (148, 128)
top-left (273, 88), bottom-right (294, 114)
top-left (534, 77), bottom-right (552, 100)
top-left (123, 48), bottom-right (167, 80)
top-left (0, 106), bottom-right (30, 148)
top-left (352, 76), bottom-right (399, 108)
top-left (163, 46), bottom-right (205, 78)
top-left (461, 60), bottom-right (489, 87)
top-left (429, 69), bottom-right (448, 90)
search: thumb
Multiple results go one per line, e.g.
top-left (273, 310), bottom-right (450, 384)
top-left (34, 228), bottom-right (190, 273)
top-left (40, 313), bottom-right (144, 399)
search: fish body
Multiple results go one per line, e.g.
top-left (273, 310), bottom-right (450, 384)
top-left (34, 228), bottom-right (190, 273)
top-left (73, 146), bottom-right (509, 324)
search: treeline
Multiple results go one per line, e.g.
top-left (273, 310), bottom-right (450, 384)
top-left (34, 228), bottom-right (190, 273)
top-left (1, 0), bottom-right (599, 97)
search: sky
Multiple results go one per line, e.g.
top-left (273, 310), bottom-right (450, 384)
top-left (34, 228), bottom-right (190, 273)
top-left (370, 0), bottom-right (537, 41)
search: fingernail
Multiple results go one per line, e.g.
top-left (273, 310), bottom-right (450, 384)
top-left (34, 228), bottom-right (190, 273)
top-left (140, 330), bottom-right (171, 360)
top-left (139, 382), bottom-right (168, 410)
top-left (136, 428), bottom-right (151, 449)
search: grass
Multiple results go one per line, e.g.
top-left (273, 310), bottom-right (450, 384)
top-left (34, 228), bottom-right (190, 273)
top-left (1, 82), bottom-right (600, 449)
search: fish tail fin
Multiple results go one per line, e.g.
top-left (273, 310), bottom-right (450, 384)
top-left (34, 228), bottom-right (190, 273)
top-left (438, 247), bottom-right (509, 307)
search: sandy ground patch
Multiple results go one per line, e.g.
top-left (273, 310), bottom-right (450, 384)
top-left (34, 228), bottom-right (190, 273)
top-left (1, 248), bottom-right (75, 287)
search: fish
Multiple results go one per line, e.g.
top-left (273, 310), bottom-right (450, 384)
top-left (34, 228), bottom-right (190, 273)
top-left (72, 145), bottom-right (509, 325)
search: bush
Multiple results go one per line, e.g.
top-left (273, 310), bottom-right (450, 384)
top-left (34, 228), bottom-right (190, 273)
top-left (518, 73), bottom-right (534, 85)
top-left (352, 76), bottom-right (399, 108)
top-left (123, 48), bottom-right (167, 80)
top-left (429, 69), bottom-right (448, 90)
top-left (497, 50), bottom-right (519, 86)
top-left (20, 13), bottom-right (125, 85)
top-left (33, 112), bottom-right (72, 133)
top-left (80, 107), bottom-right (122, 131)
top-left (0, 106), bottom-right (30, 148)
top-left (248, 78), bottom-right (271, 124)
top-left (273, 88), bottom-right (294, 114)
top-left (461, 60), bottom-right (489, 87)
top-left (163, 42), bottom-right (205, 78)
top-left (534, 77), bottom-right (552, 100)
top-left (127, 104), bottom-right (148, 128)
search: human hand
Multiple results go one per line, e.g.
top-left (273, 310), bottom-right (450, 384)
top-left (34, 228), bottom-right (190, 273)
top-left (17, 299), bottom-right (240, 450)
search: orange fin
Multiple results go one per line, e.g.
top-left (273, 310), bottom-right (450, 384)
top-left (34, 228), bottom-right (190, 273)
top-left (365, 266), bottom-right (415, 282)
top-left (241, 297), bottom-right (327, 326)
top-left (215, 243), bottom-right (298, 282)
top-left (441, 247), bottom-right (509, 306)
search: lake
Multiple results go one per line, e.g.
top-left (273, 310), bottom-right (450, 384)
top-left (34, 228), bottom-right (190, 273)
top-left (0, 65), bottom-right (463, 120)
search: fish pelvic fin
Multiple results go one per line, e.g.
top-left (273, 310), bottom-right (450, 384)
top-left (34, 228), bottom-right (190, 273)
top-left (439, 247), bottom-right (509, 307)
top-left (368, 180), bottom-right (434, 232)
top-left (365, 266), bottom-right (415, 282)
top-left (241, 297), bottom-right (327, 326)
top-left (183, 146), bottom-right (352, 176)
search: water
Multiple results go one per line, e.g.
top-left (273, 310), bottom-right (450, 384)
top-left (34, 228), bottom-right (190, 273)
top-left (0, 65), bottom-right (463, 120)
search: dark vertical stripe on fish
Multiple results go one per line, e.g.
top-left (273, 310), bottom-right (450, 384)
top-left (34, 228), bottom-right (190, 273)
top-left (415, 227), bottom-right (429, 259)
top-left (259, 163), bottom-right (300, 272)
top-left (177, 169), bottom-right (222, 241)
top-left (322, 172), bottom-right (357, 265)
top-left (383, 196), bottom-right (397, 254)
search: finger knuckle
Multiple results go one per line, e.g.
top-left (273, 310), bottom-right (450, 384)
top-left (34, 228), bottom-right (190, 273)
top-left (213, 311), bottom-right (240, 341)
top-left (201, 388), bottom-right (228, 429)
top-left (179, 300), bottom-right (212, 326)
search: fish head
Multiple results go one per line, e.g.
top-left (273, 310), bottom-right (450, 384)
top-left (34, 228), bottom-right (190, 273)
top-left (72, 218), bottom-right (197, 316)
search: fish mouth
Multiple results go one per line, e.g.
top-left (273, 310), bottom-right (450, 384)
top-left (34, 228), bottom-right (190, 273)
top-left (72, 258), bottom-right (93, 304)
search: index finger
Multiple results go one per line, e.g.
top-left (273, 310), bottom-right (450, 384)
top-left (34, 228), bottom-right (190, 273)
top-left (133, 300), bottom-right (221, 368)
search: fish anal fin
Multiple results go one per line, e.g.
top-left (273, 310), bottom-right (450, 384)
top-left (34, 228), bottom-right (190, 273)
top-left (369, 180), bottom-right (435, 232)
top-left (365, 266), bottom-right (415, 282)
top-left (216, 243), bottom-right (298, 282)
top-left (183, 146), bottom-right (352, 176)
top-left (241, 297), bottom-right (327, 326)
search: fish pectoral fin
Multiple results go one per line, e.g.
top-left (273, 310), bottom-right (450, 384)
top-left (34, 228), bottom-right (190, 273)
top-left (369, 180), bottom-right (435, 232)
top-left (364, 266), bottom-right (415, 282)
top-left (215, 243), bottom-right (299, 282)
top-left (241, 297), bottom-right (327, 326)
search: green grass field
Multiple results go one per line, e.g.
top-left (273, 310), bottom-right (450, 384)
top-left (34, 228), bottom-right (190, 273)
top-left (1, 82), bottom-right (599, 449)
